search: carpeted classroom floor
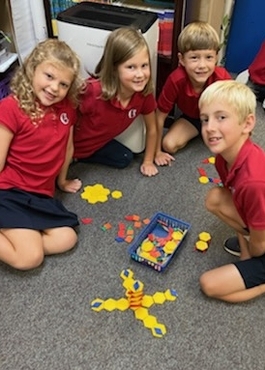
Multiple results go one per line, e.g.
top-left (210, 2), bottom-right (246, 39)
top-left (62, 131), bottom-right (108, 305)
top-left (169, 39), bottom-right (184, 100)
top-left (1, 102), bottom-right (265, 370)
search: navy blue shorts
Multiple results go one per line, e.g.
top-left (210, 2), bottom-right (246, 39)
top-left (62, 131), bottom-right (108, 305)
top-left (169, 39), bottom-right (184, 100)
top-left (77, 139), bottom-right (134, 169)
top-left (180, 114), bottom-right (201, 133)
top-left (234, 254), bottom-right (265, 289)
top-left (0, 188), bottom-right (79, 230)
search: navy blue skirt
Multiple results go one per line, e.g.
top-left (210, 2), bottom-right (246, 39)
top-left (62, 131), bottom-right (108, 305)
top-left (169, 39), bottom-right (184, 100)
top-left (0, 188), bottom-right (79, 230)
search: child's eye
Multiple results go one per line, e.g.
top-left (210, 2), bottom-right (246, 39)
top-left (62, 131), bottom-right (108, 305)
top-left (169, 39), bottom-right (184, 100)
top-left (218, 115), bottom-right (226, 121)
top-left (45, 73), bottom-right (53, 79)
top-left (142, 63), bottom-right (149, 68)
top-left (200, 117), bottom-right (208, 124)
top-left (60, 82), bottom-right (69, 89)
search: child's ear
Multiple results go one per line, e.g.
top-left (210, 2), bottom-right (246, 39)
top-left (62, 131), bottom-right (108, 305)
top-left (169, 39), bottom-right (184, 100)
top-left (214, 52), bottom-right (218, 65)
top-left (243, 113), bottom-right (255, 134)
top-left (178, 52), bottom-right (184, 66)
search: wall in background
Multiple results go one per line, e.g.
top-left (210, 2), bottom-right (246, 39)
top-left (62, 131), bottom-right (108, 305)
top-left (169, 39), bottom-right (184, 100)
top-left (184, 0), bottom-right (235, 66)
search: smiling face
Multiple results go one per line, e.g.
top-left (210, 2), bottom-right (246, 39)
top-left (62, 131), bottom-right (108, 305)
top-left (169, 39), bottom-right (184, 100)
top-left (200, 100), bottom-right (254, 166)
top-left (179, 49), bottom-right (218, 90)
top-left (117, 46), bottom-right (150, 98)
top-left (32, 60), bottom-right (74, 107)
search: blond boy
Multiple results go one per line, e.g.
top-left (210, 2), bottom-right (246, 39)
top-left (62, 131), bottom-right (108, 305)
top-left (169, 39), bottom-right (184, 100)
top-left (199, 80), bottom-right (265, 302)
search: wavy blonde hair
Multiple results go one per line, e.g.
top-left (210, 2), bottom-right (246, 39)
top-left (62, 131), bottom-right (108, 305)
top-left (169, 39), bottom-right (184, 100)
top-left (94, 27), bottom-right (154, 100)
top-left (178, 21), bottom-right (220, 54)
top-left (10, 38), bottom-right (84, 119)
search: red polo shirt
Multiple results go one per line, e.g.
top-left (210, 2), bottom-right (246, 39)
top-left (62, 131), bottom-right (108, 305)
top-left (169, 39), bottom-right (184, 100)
top-left (0, 95), bottom-right (76, 197)
top-left (216, 139), bottom-right (265, 230)
top-left (157, 65), bottom-right (231, 118)
top-left (73, 78), bottom-right (156, 158)
top-left (249, 41), bottom-right (265, 85)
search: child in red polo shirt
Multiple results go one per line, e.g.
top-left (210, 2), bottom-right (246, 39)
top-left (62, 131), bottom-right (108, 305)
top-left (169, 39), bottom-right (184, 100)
top-left (155, 21), bottom-right (231, 166)
top-left (0, 39), bottom-right (83, 270)
top-left (58, 27), bottom-right (158, 193)
top-left (199, 80), bottom-right (265, 302)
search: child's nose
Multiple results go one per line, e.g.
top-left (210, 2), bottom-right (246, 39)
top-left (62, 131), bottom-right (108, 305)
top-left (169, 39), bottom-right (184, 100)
top-left (50, 81), bottom-right (59, 91)
top-left (198, 58), bottom-right (207, 68)
top-left (135, 68), bottom-right (144, 77)
top-left (206, 118), bottom-right (216, 130)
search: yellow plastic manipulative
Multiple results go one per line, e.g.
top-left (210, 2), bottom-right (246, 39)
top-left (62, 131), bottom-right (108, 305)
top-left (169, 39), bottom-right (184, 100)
top-left (199, 232), bottom-right (211, 244)
top-left (81, 183), bottom-right (123, 204)
top-left (195, 231), bottom-right (212, 252)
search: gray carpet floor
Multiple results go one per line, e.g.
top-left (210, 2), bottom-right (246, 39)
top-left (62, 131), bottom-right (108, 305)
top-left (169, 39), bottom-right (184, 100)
top-left (1, 102), bottom-right (265, 370)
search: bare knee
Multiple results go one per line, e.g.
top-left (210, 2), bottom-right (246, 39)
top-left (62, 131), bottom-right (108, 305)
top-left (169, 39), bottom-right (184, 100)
top-left (205, 187), bottom-right (223, 212)
top-left (199, 272), bottom-right (217, 298)
top-left (60, 228), bottom-right (78, 252)
top-left (162, 136), bottom-right (185, 154)
top-left (65, 229), bottom-right (78, 251)
top-left (43, 227), bottom-right (78, 255)
top-left (12, 249), bottom-right (44, 270)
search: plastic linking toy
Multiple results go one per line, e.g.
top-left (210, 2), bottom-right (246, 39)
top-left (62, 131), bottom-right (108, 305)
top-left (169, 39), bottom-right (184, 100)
top-left (91, 269), bottom-right (178, 338)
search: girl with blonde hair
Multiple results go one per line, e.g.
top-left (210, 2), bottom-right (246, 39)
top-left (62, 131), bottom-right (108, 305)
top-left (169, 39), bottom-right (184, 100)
top-left (0, 38), bottom-right (83, 270)
top-left (58, 27), bottom-right (158, 193)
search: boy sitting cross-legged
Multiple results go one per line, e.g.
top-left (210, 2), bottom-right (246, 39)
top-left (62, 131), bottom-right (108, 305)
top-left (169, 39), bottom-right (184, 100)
top-left (155, 21), bottom-right (231, 166)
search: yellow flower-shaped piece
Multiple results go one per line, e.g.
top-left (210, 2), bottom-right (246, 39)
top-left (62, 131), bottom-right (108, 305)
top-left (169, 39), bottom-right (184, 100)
top-left (81, 183), bottom-right (111, 204)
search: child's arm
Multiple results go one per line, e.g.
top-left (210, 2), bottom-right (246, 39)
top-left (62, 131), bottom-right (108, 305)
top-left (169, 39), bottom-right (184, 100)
top-left (155, 109), bottom-right (175, 166)
top-left (0, 124), bottom-right (13, 172)
top-left (141, 111), bottom-right (158, 177)
top-left (57, 127), bottom-right (82, 193)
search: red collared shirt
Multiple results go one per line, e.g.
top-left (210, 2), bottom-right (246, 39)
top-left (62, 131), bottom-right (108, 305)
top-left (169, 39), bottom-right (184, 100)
top-left (216, 139), bottom-right (265, 230)
top-left (74, 78), bottom-right (156, 158)
top-left (249, 41), bottom-right (265, 85)
top-left (157, 65), bottom-right (231, 118)
top-left (0, 95), bottom-right (76, 196)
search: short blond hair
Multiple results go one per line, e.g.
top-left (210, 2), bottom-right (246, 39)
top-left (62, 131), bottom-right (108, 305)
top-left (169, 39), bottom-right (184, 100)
top-left (199, 80), bottom-right (257, 123)
top-left (178, 21), bottom-right (220, 54)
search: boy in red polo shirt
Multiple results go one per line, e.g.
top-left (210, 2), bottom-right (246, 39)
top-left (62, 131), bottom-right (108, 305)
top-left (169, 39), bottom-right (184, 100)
top-left (199, 80), bottom-right (265, 302)
top-left (155, 21), bottom-right (231, 166)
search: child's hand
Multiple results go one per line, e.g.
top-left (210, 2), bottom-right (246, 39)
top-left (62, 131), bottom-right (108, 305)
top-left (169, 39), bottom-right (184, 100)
top-left (58, 178), bottom-right (82, 193)
top-left (140, 162), bottom-right (158, 177)
top-left (155, 151), bottom-right (175, 166)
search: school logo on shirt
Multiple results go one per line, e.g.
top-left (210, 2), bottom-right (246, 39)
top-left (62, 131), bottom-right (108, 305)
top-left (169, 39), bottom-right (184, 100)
top-left (60, 112), bottom-right (70, 125)
top-left (128, 109), bottom-right (137, 119)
